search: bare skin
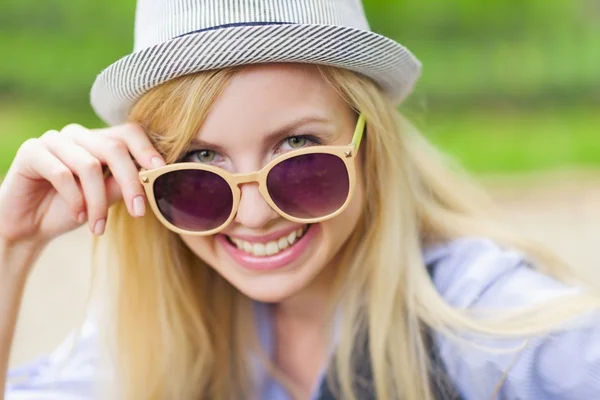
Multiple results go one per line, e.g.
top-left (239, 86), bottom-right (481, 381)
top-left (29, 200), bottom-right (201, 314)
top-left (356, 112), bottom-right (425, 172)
top-left (0, 118), bottom-right (328, 397)
top-left (0, 64), bottom-right (361, 398)
top-left (0, 239), bottom-right (44, 396)
top-left (176, 64), bottom-right (364, 395)
top-left (274, 302), bottom-right (330, 397)
top-left (0, 123), bottom-right (165, 397)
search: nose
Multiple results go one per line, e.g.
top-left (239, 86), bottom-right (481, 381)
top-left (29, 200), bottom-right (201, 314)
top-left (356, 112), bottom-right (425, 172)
top-left (234, 182), bottom-right (279, 230)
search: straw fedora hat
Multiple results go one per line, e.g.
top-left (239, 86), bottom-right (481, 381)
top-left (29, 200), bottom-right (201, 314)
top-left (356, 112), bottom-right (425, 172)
top-left (90, 0), bottom-right (422, 126)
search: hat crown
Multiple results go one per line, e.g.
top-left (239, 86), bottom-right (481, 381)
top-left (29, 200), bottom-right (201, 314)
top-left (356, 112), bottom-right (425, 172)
top-left (134, 0), bottom-right (371, 50)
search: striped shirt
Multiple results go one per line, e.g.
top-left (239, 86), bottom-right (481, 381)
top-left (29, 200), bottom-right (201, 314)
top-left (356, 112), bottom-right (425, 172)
top-left (6, 237), bottom-right (600, 399)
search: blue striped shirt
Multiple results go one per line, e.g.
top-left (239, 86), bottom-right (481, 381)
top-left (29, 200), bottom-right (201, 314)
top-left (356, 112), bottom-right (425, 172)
top-left (6, 237), bottom-right (600, 399)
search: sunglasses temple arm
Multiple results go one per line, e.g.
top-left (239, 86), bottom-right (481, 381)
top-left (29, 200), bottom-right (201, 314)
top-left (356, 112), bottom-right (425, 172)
top-left (351, 114), bottom-right (366, 151)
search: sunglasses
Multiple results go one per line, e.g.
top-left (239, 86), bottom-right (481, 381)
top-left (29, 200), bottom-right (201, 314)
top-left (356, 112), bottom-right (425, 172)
top-left (138, 114), bottom-right (366, 236)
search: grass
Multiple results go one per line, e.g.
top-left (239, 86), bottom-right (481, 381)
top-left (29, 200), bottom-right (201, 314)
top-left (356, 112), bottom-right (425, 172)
top-left (1, 102), bottom-right (599, 175)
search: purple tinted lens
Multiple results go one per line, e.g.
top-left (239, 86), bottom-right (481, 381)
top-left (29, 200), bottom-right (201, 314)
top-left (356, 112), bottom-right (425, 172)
top-left (267, 153), bottom-right (349, 219)
top-left (153, 169), bottom-right (233, 232)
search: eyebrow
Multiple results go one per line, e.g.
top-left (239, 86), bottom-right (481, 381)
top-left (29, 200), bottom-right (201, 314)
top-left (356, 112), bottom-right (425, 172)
top-left (187, 116), bottom-right (339, 152)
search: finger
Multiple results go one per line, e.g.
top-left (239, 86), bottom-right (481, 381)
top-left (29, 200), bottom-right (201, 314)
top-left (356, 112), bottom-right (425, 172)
top-left (97, 123), bottom-right (165, 169)
top-left (60, 124), bottom-right (147, 218)
top-left (105, 175), bottom-right (124, 207)
top-left (39, 130), bottom-right (108, 235)
top-left (18, 138), bottom-right (86, 222)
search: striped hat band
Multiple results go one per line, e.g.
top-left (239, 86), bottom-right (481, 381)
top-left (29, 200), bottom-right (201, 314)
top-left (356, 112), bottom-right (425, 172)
top-left (90, 0), bottom-right (422, 125)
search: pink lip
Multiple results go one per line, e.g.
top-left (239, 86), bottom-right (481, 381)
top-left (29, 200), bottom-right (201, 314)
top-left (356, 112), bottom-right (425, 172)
top-left (216, 224), bottom-right (318, 271)
top-left (225, 225), bottom-right (304, 243)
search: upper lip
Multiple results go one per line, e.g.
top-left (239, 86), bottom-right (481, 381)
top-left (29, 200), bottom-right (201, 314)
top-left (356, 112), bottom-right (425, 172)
top-left (224, 225), bottom-right (307, 243)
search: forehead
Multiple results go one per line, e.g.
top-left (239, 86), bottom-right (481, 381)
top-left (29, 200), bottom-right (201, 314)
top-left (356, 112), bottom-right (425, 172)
top-left (197, 64), bottom-right (352, 142)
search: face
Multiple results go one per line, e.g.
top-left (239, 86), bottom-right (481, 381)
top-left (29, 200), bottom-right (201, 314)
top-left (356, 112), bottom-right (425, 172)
top-left (178, 64), bottom-right (365, 303)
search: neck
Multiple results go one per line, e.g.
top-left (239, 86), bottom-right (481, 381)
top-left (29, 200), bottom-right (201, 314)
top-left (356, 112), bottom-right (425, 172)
top-left (274, 260), bottom-right (340, 328)
top-left (271, 261), bottom-right (340, 398)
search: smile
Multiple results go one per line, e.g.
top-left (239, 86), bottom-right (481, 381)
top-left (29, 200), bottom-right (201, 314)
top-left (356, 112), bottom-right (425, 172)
top-left (217, 224), bottom-right (316, 271)
top-left (227, 225), bottom-right (309, 257)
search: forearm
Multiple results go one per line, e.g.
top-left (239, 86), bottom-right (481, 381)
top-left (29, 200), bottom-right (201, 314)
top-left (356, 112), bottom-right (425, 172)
top-left (0, 239), bottom-right (45, 398)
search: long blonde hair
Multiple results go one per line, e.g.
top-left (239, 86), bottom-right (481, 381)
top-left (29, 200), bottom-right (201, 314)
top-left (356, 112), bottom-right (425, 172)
top-left (93, 65), bottom-right (600, 400)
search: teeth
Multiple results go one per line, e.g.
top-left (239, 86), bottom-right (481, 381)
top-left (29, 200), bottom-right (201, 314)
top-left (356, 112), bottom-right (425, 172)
top-left (287, 230), bottom-right (297, 244)
top-left (229, 225), bottom-right (308, 257)
top-left (265, 242), bottom-right (279, 256)
top-left (252, 243), bottom-right (266, 257)
top-left (277, 237), bottom-right (289, 250)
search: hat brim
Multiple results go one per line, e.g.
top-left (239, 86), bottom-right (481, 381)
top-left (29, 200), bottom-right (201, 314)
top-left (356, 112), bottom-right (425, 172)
top-left (90, 23), bottom-right (421, 126)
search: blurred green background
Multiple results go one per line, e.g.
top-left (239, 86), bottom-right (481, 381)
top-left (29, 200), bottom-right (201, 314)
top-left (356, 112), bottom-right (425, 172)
top-left (0, 0), bottom-right (598, 174)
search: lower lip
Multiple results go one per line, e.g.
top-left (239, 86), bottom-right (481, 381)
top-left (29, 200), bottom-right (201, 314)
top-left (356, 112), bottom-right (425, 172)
top-left (216, 224), bottom-right (318, 271)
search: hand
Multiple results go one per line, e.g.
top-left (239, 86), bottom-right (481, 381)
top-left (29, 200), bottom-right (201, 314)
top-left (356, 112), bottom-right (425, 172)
top-left (0, 123), bottom-right (165, 248)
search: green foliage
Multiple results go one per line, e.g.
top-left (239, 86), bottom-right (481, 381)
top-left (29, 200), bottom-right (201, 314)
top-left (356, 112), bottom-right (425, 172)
top-left (1, 0), bottom-right (598, 108)
top-left (0, 0), bottom-right (135, 103)
top-left (1, 102), bottom-right (598, 175)
top-left (0, 102), bottom-right (99, 173)
top-left (363, 0), bottom-right (600, 108)
top-left (0, 0), bottom-right (598, 175)
top-left (421, 107), bottom-right (600, 172)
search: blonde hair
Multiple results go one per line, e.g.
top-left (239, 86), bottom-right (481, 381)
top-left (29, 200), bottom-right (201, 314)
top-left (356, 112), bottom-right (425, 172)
top-left (92, 65), bottom-right (600, 400)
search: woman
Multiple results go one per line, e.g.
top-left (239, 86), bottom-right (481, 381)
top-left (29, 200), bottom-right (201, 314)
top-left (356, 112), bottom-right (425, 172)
top-left (1, 1), bottom-right (599, 399)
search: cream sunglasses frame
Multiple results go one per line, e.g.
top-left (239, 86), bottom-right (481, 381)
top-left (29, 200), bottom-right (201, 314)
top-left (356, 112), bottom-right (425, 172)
top-left (138, 114), bottom-right (366, 236)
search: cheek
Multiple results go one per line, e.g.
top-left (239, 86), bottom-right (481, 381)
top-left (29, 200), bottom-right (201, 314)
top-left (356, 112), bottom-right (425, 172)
top-left (178, 235), bottom-right (218, 266)
top-left (345, 159), bottom-right (366, 225)
top-left (320, 171), bottom-right (365, 250)
top-left (174, 167), bottom-right (366, 302)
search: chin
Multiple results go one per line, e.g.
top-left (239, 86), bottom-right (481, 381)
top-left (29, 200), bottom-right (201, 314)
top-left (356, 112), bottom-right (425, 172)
top-left (181, 222), bottom-right (341, 304)
top-left (218, 253), bottom-right (328, 304)
top-left (235, 281), bottom-right (302, 303)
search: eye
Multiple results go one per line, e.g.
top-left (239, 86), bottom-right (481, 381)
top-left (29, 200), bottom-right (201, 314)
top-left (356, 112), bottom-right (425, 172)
top-left (286, 136), bottom-right (308, 148)
top-left (275, 135), bottom-right (321, 155)
top-left (183, 149), bottom-right (217, 163)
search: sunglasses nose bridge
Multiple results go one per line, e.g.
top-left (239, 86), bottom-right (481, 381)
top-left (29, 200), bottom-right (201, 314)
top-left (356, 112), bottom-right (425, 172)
top-left (232, 171), bottom-right (261, 187)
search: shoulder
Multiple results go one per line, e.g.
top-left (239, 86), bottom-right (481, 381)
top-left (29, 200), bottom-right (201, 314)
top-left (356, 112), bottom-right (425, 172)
top-left (423, 236), bottom-right (578, 308)
top-left (424, 237), bottom-right (600, 399)
top-left (5, 318), bottom-right (102, 399)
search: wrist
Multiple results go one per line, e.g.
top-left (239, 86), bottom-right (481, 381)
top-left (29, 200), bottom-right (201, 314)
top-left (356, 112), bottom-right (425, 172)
top-left (0, 237), bottom-right (47, 280)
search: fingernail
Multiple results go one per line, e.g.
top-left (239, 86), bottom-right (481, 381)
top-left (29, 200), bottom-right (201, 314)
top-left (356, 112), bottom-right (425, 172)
top-left (133, 196), bottom-right (146, 217)
top-left (77, 212), bottom-right (87, 224)
top-left (151, 157), bottom-right (165, 168)
top-left (94, 219), bottom-right (106, 236)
